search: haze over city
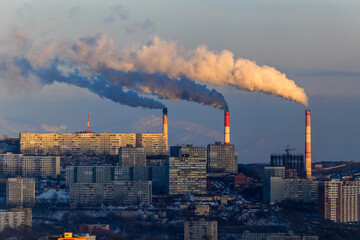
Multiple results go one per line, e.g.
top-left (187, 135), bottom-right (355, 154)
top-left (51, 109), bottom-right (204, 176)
top-left (0, 0), bottom-right (359, 163)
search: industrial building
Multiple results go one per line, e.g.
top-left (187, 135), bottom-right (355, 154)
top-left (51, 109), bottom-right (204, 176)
top-left (0, 153), bottom-right (60, 178)
top-left (6, 177), bottom-right (35, 207)
top-left (270, 152), bottom-right (305, 178)
top-left (69, 181), bottom-right (152, 206)
top-left (184, 219), bottom-right (218, 240)
top-left (168, 145), bottom-right (207, 195)
top-left (207, 142), bottom-right (237, 175)
top-left (66, 165), bottom-right (167, 194)
top-left (0, 208), bottom-right (32, 231)
top-left (119, 145), bottom-right (146, 166)
top-left (318, 179), bottom-right (360, 223)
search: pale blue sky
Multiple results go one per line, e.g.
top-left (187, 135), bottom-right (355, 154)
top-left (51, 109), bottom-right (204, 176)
top-left (0, 0), bottom-right (359, 162)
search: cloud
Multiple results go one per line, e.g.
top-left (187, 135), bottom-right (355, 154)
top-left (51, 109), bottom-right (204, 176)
top-left (41, 124), bottom-right (67, 133)
top-left (125, 19), bottom-right (154, 34)
top-left (132, 115), bottom-right (162, 132)
top-left (105, 5), bottom-right (129, 23)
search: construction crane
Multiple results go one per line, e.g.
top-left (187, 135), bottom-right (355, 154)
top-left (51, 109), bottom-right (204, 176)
top-left (285, 145), bottom-right (296, 155)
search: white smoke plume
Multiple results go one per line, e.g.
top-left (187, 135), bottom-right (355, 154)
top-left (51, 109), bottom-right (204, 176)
top-left (0, 31), bottom-right (308, 111)
top-left (71, 35), bottom-right (308, 105)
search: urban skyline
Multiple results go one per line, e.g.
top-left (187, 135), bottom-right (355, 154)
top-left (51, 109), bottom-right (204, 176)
top-left (0, 0), bottom-right (359, 163)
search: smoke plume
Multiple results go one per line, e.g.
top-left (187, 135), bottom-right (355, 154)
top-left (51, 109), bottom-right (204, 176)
top-left (0, 31), bottom-right (308, 111)
top-left (72, 35), bottom-right (308, 105)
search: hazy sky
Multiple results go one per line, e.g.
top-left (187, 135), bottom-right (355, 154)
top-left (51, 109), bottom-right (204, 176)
top-left (0, 0), bottom-right (359, 163)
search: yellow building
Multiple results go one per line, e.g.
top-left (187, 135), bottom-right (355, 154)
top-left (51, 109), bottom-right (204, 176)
top-left (20, 132), bottom-right (166, 156)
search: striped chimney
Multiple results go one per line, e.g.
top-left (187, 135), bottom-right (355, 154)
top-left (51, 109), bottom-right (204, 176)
top-left (305, 110), bottom-right (312, 178)
top-left (163, 108), bottom-right (169, 155)
top-left (224, 110), bottom-right (230, 145)
top-left (87, 113), bottom-right (90, 133)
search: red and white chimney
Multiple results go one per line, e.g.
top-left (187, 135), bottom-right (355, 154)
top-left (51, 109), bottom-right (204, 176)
top-left (305, 110), bottom-right (312, 178)
top-left (163, 108), bottom-right (169, 155)
top-left (224, 110), bottom-right (230, 145)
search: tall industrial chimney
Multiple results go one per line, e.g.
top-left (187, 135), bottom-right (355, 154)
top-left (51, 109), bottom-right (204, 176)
top-left (87, 113), bottom-right (90, 133)
top-left (224, 110), bottom-right (230, 145)
top-left (305, 110), bottom-right (311, 178)
top-left (163, 108), bottom-right (169, 155)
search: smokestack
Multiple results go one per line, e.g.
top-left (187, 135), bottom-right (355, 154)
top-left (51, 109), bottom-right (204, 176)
top-left (163, 108), bottom-right (168, 155)
top-left (224, 110), bottom-right (230, 145)
top-left (305, 110), bottom-right (311, 178)
top-left (87, 113), bottom-right (90, 133)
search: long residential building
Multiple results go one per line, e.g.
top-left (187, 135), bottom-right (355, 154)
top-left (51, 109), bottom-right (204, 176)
top-left (66, 165), bottom-right (167, 194)
top-left (20, 132), bottom-right (166, 156)
top-left (70, 181), bottom-right (152, 206)
top-left (0, 153), bottom-right (60, 178)
top-left (263, 177), bottom-right (318, 203)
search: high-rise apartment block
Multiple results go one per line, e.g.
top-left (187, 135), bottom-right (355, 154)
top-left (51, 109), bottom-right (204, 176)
top-left (20, 132), bottom-right (166, 156)
top-left (207, 142), bottom-right (237, 174)
top-left (0, 208), bottom-right (32, 231)
top-left (184, 219), bottom-right (218, 240)
top-left (0, 153), bottom-right (60, 178)
top-left (119, 145), bottom-right (146, 166)
top-left (168, 145), bottom-right (207, 195)
top-left (6, 177), bottom-right (35, 207)
top-left (318, 179), bottom-right (360, 223)
top-left (66, 165), bottom-right (167, 193)
top-left (70, 181), bottom-right (152, 206)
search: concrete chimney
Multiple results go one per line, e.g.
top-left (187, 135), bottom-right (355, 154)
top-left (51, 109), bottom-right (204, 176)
top-left (305, 110), bottom-right (311, 178)
top-left (87, 113), bottom-right (90, 133)
top-left (224, 110), bottom-right (230, 145)
top-left (163, 108), bottom-right (168, 155)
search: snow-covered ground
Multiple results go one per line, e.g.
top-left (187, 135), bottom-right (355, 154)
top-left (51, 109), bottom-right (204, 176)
top-left (36, 189), bottom-right (69, 203)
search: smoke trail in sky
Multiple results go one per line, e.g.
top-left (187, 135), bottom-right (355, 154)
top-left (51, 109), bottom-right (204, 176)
top-left (72, 35), bottom-right (308, 105)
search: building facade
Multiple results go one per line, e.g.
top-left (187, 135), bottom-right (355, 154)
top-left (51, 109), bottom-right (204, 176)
top-left (318, 179), bottom-right (360, 223)
top-left (270, 153), bottom-right (306, 178)
top-left (207, 142), bottom-right (237, 174)
top-left (20, 132), bottom-right (166, 156)
top-left (70, 181), bottom-right (152, 206)
top-left (6, 177), bottom-right (35, 207)
top-left (263, 177), bottom-right (318, 203)
top-left (184, 219), bottom-right (217, 240)
top-left (0, 208), bottom-right (32, 232)
top-left (168, 145), bottom-right (207, 195)
top-left (0, 153), bottom-right (60, 178)
top-left (119, 145), bottom-right (146, 166)
top-left (66, 165), bottom-right (167, 194)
